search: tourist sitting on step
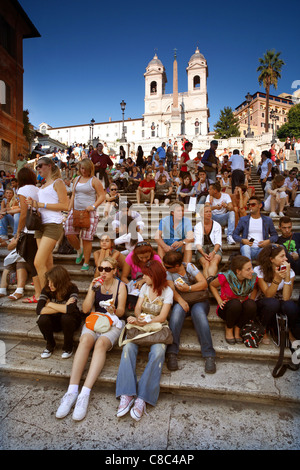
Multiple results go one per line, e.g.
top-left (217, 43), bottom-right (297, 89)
top-left (284, 169), bottom-right (298, 205)
top-left (205, 181), bottom-right (236, 245)
top-left (169, 164), bottom-right (181, 188)
top-left (64, 158), bottom-right (105, 272)
top-left (232, 196), bottom-right (278, 261)
top-left (127, 166), bottom-right (142, 193)
top-left (0, 244), bottom-right (31, 301)
top-left (155, 201), bottom-right (194, 264)
top-left (116, 260), bottom-right (173, 422)
top-left (194, 168), bottom-right (210, 205)
top-left (277, 216), bottom-right (300, 275)
top-left (176, 174), bottom-right (196, 205)
top-left (110, 200), bottom-right (144, 235)
top-left (93, 234), bottom-right (125, 275)
top-left (194, 203), bottom-right (222, 284)
top-left (103, 183), bottom-right (120, 218)
top-left (36, 266), bottom-right (82, 360)
top-left (254, 244), bottom-right (299, 345)
top-left (209, 255), bottom-right (258, 345)
top-left (154, 174), bottom-right (173, 206)
top-left (114, 215), bottom-right (144, 256)
top-left (121, 241), bottom-right (162, 310)
top-left (56, 257), bottom-right (127, 421)
top-left (264, 174), bottom-right (288, 218)
top-left (230, 184), bottom-right (250, 227)
top-left (112, 165), bottom-right (129, 190)
top-left (0, 188), bottom-right (20, 242)
top-left (163, 250), bottom-right (216, 374)
top-left (136, 171), bottom-right (155, 205)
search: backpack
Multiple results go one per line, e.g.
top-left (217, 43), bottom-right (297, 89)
top-left (240, 321), bottom-right (265, 348)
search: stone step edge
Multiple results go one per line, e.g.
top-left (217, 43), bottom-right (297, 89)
top-left (1, 339), bottom-right (299, 406)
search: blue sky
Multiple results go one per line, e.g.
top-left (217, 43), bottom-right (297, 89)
top-left (20, 0), bottom-right (300, 132)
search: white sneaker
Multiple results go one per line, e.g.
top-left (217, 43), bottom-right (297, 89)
top-left (130, 398), bottom-right (147, 421)
top-left (279, 212), bottom-right (285, 218)
top-left (117, 395), bottom-right (134, 418)
top-left (56, 392), bottom-right (78, 419)
top-left (72, 394), bottom-right (90, 421)
top-left (41, 349), bottom-right (52, 359)
top-left (227, 235), bottom-right (236, 245)
top-left (269, 212), bottom-right (278, 218)
top-left (61, 351), bottom-right (73, 359)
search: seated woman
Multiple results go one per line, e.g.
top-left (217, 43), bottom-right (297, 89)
top-left (265, 174), bottom-right (288, 218)
top-left (36, 266), bottom-right (82, 359)
top-left (56, 257), bottom-right (127, 421)
top-left (194, 169), bottom-right (210, 205)
top-left (0, 246), bottom-right (31, 300)
top-left (209, 255), bottom-right (258, 344)
top-left (154, 174), bottom-right (173, 206)
top-left (231, 184), bottom-right (250, 227)
top-left (220, 169), bottom-right (231, 194)
top-left (121, 241), bottom-right (162, 287)
top-left (163, 251), bottom-right (216, 374)
top-left (0, 188), bottom-right (20, 242)
top-left (254, 244), bottom-right (299, 345)
top-left (169, 164), bottom-right (181, 188)
top-left (194, 203), bottom-right (222, 283)
top-left (176, 175), bottom-right (195, 204)
top-left (93, 234), bottom-right (125, 274)
top-left (127, 166), bottom-right (142, 193)
top-left (114, 215), bottom-right (144, 255)
top-left (103, 183), bottom-right (120, 218)
top-left (116, 260), bottom-right (173, 421)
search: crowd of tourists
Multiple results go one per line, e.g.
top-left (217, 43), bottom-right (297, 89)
top-left (0, 137), bottom-right (299, 423)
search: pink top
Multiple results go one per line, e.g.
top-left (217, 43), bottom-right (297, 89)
top-left (216, 273), bottom-right (257, 316)
top-left (125, 252), bottom-right (162, 279)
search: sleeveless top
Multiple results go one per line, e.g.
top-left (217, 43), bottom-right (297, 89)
top-left (94, 279), bottom-right (121, 313)
top-left (74, 177), bottom-right (97, 210)
top-left (38, 180), bottom-right (63, 224)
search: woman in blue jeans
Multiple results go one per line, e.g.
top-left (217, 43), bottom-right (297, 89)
top-left (116, 260), bottom-right (173, 421)
top-left (254, 244), bottom-right (299, 344)
top-left (162, 250), bottom-right (216, 374)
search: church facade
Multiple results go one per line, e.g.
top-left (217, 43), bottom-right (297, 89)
top-left (37, 48), bottom-right (210, 151)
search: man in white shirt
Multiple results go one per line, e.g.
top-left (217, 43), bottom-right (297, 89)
top-left (295, 138), bottom-right (300, 164)
top-left (228, 149), bottom-right (245, 192)
top-left (284, 169), bottom-right (298, 204)
top-left (205, 182), bottom-right (236, 245)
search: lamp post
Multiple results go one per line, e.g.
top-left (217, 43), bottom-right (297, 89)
top-left (120, 100), bottom-right (126, 142)
top-left (245, 92), bottom-right (252, 138)
top-left (90, 118), bottom-right (95, 144)
top-left (270, 109), bottom-right (279, 144)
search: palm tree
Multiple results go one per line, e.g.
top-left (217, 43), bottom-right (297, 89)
top-left (257, 49), bottom-right (285, 132)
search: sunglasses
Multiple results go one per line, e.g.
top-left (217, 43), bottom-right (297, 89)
top-left (36, 163), bottom-right (47, 170)
top-left (135, 242), bottom-right (150, 248)
top-left (97, 266), bottom-right (114, 272)
top-left (247, 202), bottom-right (257, 207)
top-left (110, 188), bottom-right (118, 191)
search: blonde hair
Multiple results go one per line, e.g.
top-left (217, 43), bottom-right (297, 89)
top-left (79, 158), bottom-right (94, 177)
top-left (101, 256), bottom-right (118, 270)
top-left (37, 157), bottom-right (61, 181)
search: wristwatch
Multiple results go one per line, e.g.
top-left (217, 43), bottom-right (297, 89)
top-left (92, 205), bottom-right (96, 210)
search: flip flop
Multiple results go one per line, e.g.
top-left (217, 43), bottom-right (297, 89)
top-left (22, 295), bottom-right (38, 304)
top-left (8, 293), bottom-right (23, 301)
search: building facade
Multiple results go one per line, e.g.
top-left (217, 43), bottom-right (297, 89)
top-left (234, 91), bottom-right (293, 137)
top-left (0, 0), bottom-right (40, 167)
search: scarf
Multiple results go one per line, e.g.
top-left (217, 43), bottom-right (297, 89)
top-left (220, 270), bottom-right (257, 297)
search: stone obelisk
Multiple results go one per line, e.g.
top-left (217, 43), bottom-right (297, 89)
top-left (171, 49), bottom-right (181, 136)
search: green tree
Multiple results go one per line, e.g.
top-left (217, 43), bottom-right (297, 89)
top-left (23, 109), bottom-right (34, 146)
top-left (213, 107), bottom-right (240, 139)
top-left (277, 103), bottom-right (300, 140)
top-left (257, 49), bottom-right (285, 132)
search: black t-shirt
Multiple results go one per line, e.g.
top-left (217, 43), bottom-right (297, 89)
top-left (36, 284), bottom-right (80, 316)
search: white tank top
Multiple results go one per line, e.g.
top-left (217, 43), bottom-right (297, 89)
top-left (38, 180), bottom-right (63, 224)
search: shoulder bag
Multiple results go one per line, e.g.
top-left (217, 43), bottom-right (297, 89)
top-left (72, 177), bottom-right (91, 229)
top-left (118, 321), bottom-right (173, 347)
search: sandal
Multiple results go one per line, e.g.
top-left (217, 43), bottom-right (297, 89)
top-left (8, 293), bottom-right (23, 301)
top-left (22, 295), bottom-right (38, 304)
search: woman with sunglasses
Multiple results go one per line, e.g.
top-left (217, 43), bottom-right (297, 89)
top-left (209, 255), bottom-right (258, 344)
top-left (65, 158), bottom-right (105, 271)
top-left (56, 257), bottom-right (127, 421)
top-left (116, 260), bottom-right (173, 421)
top-left (103, 183), bottom-right (120, 218)
top-left (26, 157), bottom-right (69, 291)
top-left (254, 244), bottom-right (299, 344)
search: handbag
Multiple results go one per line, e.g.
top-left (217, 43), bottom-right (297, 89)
top-left (16, 231), bottom-right (28, 258)
top-left (271, 314), bottom-right (299, 378)
top-left (26, 205), bottom-right (43, 231)
top-left (118, 322), bottom-right (173, 347)
top-left (71, 176), bottom-right (91, 229)
top-left (240, 321), bottom-right (265, 348)
top-left (176, 289), bottom-right (209, 305)
top-left (72, 209), bottom-right (90, 229)
top-left (284, 207), bottom-right (300, 218)
top-left (85, 312), bottom-right (113, 334)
